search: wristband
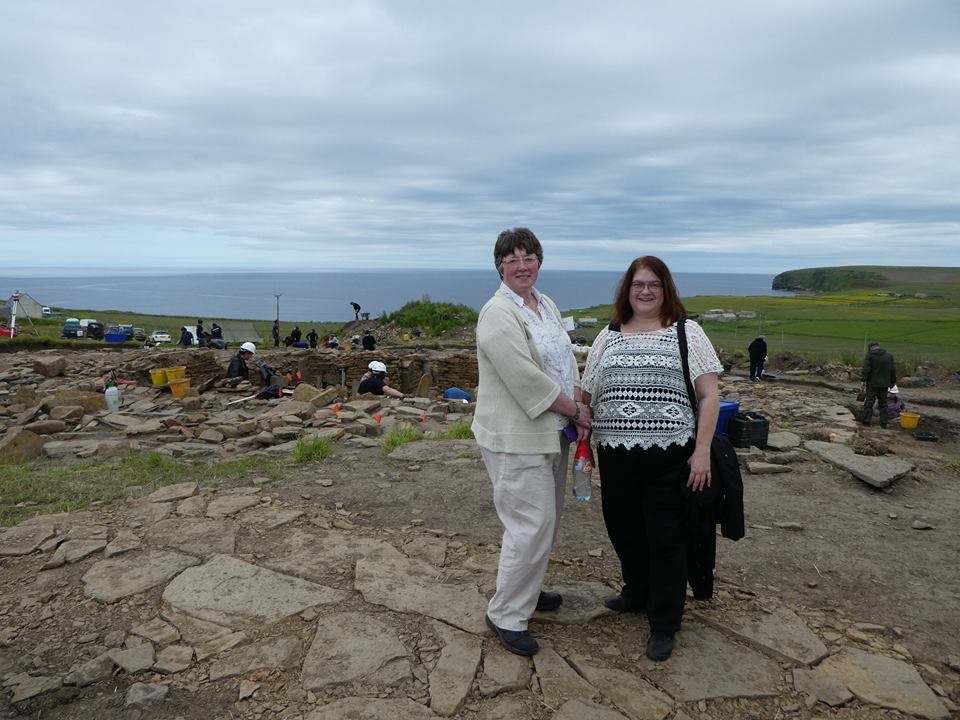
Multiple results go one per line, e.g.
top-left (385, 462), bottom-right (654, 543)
top-left (572, 402), bottom-right (580, 422)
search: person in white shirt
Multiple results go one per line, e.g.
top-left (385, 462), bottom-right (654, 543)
top-left (472, 227), bottom-right (591, 656)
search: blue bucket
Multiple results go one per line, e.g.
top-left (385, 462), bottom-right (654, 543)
top-left (716, 400), bottom-right (740, 437)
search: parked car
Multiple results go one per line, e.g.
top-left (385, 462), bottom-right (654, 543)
top-left (149, 330), bottom-right (172, 344)
top-left (133, 327), bottom-right (147, 341)
top-left (86, 321), bottom-right (105, 340)
top-left (61, 318), bottom-right (84, 339)
top-left (41, 306), bottom-right (53, 317)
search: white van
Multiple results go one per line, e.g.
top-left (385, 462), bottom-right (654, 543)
top-left (41, 307), bottom-right (52, 317)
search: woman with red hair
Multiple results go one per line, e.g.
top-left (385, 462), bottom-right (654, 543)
top-left (582, 256), bottom-right (722, 661)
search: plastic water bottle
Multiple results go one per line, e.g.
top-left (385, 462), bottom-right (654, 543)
top-left (104, 382), bottom-right (121, 411)
top-left (572, 439), bottom-right (593, 502)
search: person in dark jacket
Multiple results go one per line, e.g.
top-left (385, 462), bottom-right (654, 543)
top-left (747, 335), bottom-right (767, 381)
top-left (272, 320), bottom-right (281, 348)
top-left (306, 328), bottom-right (319, 349)
top-left (858, 342), bottom-right (897, 428)
top-left (291, 326), bottom-right (302, 343)
top-left (362, 329), bottom-right (376, 351)
top-left (196, 320), bottom-right (206, 348)
top-left (178, 326), bottom-right (194, 347)
top-left (210, 322), bottom-right (223, 340)
top-left (226, 342), bottom-right (256, 380)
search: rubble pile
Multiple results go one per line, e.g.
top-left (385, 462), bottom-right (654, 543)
top-left (0, 348), bottom-right (476, 465)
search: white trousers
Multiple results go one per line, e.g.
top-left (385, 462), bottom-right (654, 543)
top-left (481, 434), bottom-right (570, 631)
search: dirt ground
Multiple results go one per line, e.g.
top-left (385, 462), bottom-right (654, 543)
top-left (274, 379), bottom-right (960, 665)
top-left (2, 355), bottom-right (958, 718)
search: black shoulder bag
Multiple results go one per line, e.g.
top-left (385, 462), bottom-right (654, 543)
top-left (676, 319), bottom-right (745, 542)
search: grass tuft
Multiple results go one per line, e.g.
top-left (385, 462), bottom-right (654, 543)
top-left (435, 422), bottom-right (475, 440)
top-left (0, 451), bottom-right (284, 527)
top-left (293, 437), bottom-right (333, 463)
top-left (382, 425), bottom-right (426, 455)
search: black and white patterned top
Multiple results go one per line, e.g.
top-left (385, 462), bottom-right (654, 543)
top-left (582, 320), bottom-right (723, 450)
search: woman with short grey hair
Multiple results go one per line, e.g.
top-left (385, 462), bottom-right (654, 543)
top-left (472, 227), bottom-right (591, 656)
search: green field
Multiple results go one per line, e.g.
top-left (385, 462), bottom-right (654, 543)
top-left (569, 270), bottom-right (960, 369)
top-left (6, 266), bottom-right (959, 368)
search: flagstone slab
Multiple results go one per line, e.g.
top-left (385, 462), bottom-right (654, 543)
top-left (161, 609), bottom-right (233, 644)
top-left (109, 643), bottom-right (155, 673)
top-left (145, 517), bottom-right (237, 556)
top-left (429, 621), bottom-right (482, 716)
top-left (206, 494), bottom-right (261, 518)
top-left (124, 502), bottom-right (173, 526)
top-left (41, 539), bottom-right (106, 569)
top-left (636, 622), bottom-right (780, 701)
top-left (804, 440), bottom-right (914, 489)
top-left (262, 528), bottom-right (404, 582)
top-left (554, 699), bottom-right (630, 720)
top-left (142, 482), bottom-right (199, 504)
top-left (162, 554), bottom-right (347, 628)
top-left (692, 606), bottom-right (828, 665)
top-left (237, 505), bottom-right (305, 531)
top-left (388, 439), bottom-right (479, 462)
top-left (355, 549), bottom-right (487, 634)
top-left (8, 674), bottom-right (62, 703)
top-left (208, 635), bottom-right (302, 681)
top-left (818, 648), bottom-right (950, 719)
top-left (569, 654), bottom-right (674, 720)
top-left (532, 582), bottom-right (613, 625)
top-left (105, 528), bottom-right (142, 557)
top-left (792, 667), bottom-right (854, 707)
top-left (479, 644), bottom-right (532, 697)
top-left (305, 698), bottom-right (437, 720)
top-left (130, 617), bottom-right (180, 646)
top-left (83, 551), bottom-right (199, 603)
top-left (302, 611), bottom-right (410, 690)
top-left (532, 645), bottom-right (598, 710)
top-left (0, 523), bottom-right (55, 557)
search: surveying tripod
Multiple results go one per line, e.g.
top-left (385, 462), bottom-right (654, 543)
top-left (6, 291), bottom-right (39, 336)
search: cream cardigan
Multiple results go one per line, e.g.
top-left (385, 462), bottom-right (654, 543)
top-left (471, 291), bottom-right (580, 454)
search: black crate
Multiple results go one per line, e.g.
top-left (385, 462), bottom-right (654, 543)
top-left (727, 412), bottom-right (769, 448)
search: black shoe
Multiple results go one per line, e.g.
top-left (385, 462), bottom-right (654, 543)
top-left (646, 632), bottom-right (675, 661)
top-left (603, 594), bottom-right (645, 613)
top-left (535, 591), bottom-right (562, 613)
top-left (485, 615), bottom-right (538, 656)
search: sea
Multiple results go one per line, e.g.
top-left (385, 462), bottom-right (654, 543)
top-left (2, 270), bottom-right (789, 322)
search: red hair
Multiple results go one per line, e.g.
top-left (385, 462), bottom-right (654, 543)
top-left (611, 256), bottom-right (687, 327)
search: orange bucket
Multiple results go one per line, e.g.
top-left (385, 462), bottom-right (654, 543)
top-left (169, 377), bottom-right (191, 398)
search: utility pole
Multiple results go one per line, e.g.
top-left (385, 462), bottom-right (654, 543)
top-left (273, 294), bottom-right (282, 321)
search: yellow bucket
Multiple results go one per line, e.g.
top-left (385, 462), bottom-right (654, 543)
top-left (166, 366), bottom-right (186, 381)
top-left (899, 412), bottom-right (920, 429)
top-left (169, 377), bottom-right (191, 398)
top-left (403, 333), bottom-right (411, 341)
top-left (149, 368), bottom-right (168, 386)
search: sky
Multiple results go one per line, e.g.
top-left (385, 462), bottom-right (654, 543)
top-left (1, 1), bottom-right (958, 274)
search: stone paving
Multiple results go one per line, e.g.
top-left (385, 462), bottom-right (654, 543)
top-left (1, 475), bottom-right (954, 719)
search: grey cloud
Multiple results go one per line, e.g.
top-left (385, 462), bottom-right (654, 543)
top-left (0, 0), bottom-right (957, 273)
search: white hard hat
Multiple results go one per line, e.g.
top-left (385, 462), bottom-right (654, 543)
top-left (368, 360), bottom-right (387, 373)
top-left (888, 384), bottom-right (899, 394)
top-left (240, 342), bottom-right (256, 354)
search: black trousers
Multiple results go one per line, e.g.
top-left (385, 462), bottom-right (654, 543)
top-left (859, 386), bottom-right (889, 426)
top-left (598, 442), bottom-right (691, 634)
top-left (749, 357), bottom-right (764, 380)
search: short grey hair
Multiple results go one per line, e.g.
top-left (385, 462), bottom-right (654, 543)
top-left (493, 227), bottom-right (543, 278)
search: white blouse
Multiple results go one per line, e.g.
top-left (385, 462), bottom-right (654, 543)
top-left (582, 320), bottom-right (722, 450)
top-left (497, 282), bottom-right (575, 430)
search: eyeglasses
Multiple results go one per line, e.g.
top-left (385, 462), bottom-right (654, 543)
top-left (501, 255), bottom-right (539, 268)
top-left (630, 281), bottom-right (663, 293)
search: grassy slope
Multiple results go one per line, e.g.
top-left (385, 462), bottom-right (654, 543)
top-left (6, 268), bottom-right (958, 366)
top-left (568, 271), bottom-right (960, 368)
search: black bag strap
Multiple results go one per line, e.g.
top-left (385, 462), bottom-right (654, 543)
top-left (676, 319), bottom-right (701, 428)
top-left (608, 322), bottom-right (621, 331)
